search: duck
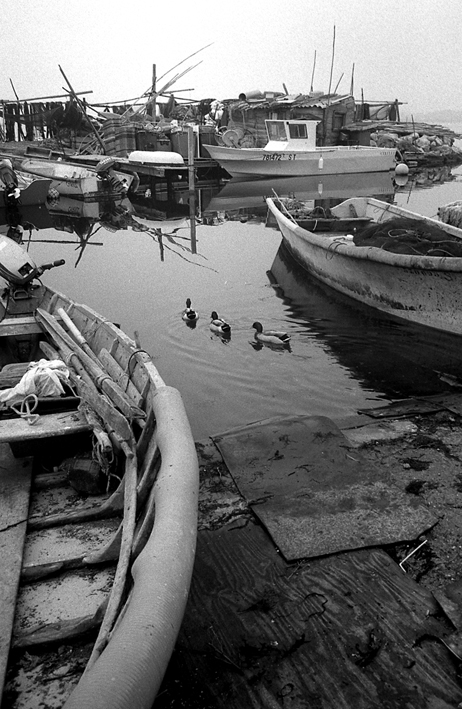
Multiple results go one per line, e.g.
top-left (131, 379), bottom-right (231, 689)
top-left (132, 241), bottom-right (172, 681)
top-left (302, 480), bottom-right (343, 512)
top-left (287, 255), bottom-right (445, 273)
top-left (210, 311), bottom-right (231, 335)
top-left (182, 298), bottom-right (199, 323)
top-left (252, 321), bottom-right (290, 346)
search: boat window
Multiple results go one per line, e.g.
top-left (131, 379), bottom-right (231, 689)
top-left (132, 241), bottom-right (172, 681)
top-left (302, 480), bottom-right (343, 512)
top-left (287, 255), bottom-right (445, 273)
top-left (288, 123), bottom-right (308, 139)
top-left (266, 121), bottom-right (287, 141)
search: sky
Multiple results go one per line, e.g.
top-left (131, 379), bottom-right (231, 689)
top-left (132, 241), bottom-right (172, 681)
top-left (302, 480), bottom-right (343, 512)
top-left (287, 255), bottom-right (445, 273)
top-left (1, 0), bottom-right (461, 119)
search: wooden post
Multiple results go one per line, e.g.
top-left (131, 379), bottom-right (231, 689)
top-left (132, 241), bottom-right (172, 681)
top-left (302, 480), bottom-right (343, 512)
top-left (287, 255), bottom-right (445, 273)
top-left (187, 125), bottom-right (197, 254)
top-left (310, 50), bottom-right (316, 93)
top-left (9, 79), bottom-right (25, 141)
top-left (350, 63), bottom-right (355, 96)
top-left (58, 65), bottom-right (106, 153)
top-left (151, 64), bottom-right (157, 118)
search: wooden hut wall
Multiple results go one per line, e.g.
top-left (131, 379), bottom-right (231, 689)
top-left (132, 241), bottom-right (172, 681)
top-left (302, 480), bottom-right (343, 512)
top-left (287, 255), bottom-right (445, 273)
top-left (225, 96), bottom-right (355, 147)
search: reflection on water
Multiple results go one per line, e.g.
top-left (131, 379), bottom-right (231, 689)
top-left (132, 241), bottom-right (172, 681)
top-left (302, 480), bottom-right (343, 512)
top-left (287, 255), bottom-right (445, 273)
top-left (270, 243), bottom-right (462, 399)
top-left (0, 164), bottom-right (462, 438)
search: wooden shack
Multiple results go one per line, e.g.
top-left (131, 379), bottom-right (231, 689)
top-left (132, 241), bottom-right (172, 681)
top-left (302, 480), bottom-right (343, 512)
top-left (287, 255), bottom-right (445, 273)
top-left (220, 91), bottom-right (356, 147)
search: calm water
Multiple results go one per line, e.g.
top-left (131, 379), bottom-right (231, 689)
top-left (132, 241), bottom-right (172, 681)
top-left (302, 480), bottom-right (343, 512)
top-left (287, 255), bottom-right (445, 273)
top-left (13, 140), bottom-right (462, 440)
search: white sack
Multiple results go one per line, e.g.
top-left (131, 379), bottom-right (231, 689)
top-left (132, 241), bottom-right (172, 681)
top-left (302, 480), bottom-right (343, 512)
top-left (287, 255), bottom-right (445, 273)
top-left (0, 359), bottom-right (70, 406)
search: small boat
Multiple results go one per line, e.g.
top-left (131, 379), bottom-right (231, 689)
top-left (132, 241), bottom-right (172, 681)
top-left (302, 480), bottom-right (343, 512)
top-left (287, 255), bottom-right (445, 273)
top-left (0, 237), bottom-right (198, 707)
top-left (16, 156), bottom-right (136, 199)
top-left (204, 119), bottom-right (397, 177)
top-left (267, 195), bottom-right (462, 335)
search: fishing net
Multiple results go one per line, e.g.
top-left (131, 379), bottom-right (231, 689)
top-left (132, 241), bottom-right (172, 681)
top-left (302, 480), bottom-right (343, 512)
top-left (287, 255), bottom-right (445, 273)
top-left (352, 217), bottom-right (462, 257)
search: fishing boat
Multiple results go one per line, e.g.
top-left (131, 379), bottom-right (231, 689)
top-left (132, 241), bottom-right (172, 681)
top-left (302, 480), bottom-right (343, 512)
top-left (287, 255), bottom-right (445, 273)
top-left (14, 156), bottom-right (135, 199)
top-left (267, 195), bottom-right (462, 335)
top-left (0, 236), bottom-right (199, 708)
top-left (204, 119), bottom-right (397, 177)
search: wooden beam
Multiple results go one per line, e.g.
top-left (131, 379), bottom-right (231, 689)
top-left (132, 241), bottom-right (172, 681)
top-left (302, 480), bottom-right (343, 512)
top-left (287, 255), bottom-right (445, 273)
top-left (0, 91), bottom-right (92, 103)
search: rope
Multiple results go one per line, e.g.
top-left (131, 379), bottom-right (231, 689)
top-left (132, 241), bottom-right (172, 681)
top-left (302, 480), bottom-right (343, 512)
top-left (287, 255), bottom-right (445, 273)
top-left (10, 394), bottom-right (39, 425)
top-left (126, 349), bottom-right (151, 375)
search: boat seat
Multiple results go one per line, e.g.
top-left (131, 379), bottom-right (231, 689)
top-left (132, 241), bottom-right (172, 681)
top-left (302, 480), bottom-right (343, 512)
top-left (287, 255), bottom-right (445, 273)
top-left (0, 316), bottom-right (42, 338)
top-left (0, 410), bottom-right (91, 444)
top-left (0, 409), bottom-right (92, 458)
top-left (0, 362), bottom-right (31, 389)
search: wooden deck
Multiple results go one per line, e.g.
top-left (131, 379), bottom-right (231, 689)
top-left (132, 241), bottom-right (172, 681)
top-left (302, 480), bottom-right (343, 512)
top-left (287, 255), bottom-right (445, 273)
top-left (160, 522), bottom-right (462, 708)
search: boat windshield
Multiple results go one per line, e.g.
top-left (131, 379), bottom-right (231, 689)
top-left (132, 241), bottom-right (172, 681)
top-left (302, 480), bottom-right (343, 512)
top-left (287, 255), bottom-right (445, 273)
top-left (266, 121), bottom-right (288, 141)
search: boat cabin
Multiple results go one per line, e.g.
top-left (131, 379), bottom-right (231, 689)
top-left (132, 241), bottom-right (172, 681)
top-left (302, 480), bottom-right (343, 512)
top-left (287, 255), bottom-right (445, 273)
top-left (264, 120), bottom-right (318, 152)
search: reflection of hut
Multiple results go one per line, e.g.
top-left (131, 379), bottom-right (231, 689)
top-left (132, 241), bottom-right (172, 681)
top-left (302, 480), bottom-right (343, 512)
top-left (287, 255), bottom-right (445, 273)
top-left (218, 91), bottom-right (356, 147)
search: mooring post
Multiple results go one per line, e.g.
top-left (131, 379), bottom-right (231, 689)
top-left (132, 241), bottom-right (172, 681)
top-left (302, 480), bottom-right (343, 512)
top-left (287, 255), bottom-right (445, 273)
top-left (187, 125), bottom-right (197, 254)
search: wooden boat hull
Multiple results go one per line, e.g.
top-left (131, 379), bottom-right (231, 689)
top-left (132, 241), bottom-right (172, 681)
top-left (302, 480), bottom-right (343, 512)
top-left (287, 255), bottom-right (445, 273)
top-left (0, 284), bottom-right (199, 708)
top-left (267, 196), bottom-right (462, 335)
top-left (204, 144), bottom-right (397, 177)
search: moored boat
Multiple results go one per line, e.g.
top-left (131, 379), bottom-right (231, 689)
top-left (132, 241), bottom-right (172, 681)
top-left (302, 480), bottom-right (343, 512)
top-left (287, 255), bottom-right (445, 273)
top-left (15, 156), bottom-right (135, 199)
top-left (267, 195), bottom-right (462, 335)
top-left (0, 236), bottom-right (199, 707)
top-left (204, 119), bottom-right (397, 177)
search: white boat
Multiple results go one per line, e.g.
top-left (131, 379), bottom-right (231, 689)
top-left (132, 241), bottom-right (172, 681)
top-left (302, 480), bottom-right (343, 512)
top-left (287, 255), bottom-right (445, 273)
top-left (204, 119), bottom-right (397, 177)
top-left (17, 157), bottom-right (135, 199)
top-left (266, 195), bottom-right (462, 335)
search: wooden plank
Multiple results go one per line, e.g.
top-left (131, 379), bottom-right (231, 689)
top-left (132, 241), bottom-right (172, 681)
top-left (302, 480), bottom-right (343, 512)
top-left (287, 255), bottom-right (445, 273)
top-left (0, 411), bottom-right (91, 443)
top-left (161, 520), bottom-right (462, 708)
top-left (0, 444), bottom-right (32, 698)
top-left (0, 317), bottom-right (41, 337)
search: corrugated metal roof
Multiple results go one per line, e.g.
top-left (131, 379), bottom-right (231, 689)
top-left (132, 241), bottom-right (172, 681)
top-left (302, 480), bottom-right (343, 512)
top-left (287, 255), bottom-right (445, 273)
top-left (226, 93), bottom-right (353, 111)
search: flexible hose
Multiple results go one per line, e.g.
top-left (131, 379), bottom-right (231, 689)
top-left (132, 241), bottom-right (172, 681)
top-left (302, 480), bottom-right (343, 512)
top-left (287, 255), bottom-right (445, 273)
top-left (64, 385), bottom-right (199, 709)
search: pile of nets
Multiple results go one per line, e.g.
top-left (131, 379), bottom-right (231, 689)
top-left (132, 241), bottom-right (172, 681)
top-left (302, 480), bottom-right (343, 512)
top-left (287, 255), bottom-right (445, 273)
top-left (352, 217), bottom-right (462, 257)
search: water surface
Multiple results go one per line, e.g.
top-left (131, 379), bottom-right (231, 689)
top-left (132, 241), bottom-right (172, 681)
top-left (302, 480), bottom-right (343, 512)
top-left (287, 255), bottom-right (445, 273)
top-left (18, 155), bottom-right (462, 440)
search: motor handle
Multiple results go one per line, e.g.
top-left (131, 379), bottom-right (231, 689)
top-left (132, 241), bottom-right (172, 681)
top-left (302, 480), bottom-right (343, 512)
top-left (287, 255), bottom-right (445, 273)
top-left (38, 259), bottom-right (66, 273)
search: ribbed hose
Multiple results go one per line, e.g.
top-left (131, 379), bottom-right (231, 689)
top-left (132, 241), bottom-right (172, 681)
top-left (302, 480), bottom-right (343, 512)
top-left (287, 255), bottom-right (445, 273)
top-left (64, 385), bottom-right (199, 709)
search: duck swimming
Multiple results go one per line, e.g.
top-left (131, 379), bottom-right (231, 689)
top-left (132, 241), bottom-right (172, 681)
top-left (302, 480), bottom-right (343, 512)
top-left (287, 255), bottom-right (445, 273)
top-left (252, 321), bottom-right (290, 345)
top-left (182, 298), bottom-right (199, 322)
top-left (210, 311), bottom-right (231, 335)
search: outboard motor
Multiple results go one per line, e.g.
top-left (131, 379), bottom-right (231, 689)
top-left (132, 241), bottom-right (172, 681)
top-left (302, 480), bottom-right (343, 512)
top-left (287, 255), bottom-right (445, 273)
top-left (0, 233), bottom-right (65, 300)
top-left (95, 156), bottom-right (130, 194)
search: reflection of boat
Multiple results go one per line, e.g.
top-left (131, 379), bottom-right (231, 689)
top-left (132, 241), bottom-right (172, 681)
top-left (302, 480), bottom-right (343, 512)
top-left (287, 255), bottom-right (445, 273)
top-left (16, 157), bottom-right (135, 198)
top-left (267, 195), bottom-right (462, 335)
top-left (204, 119), bottom-right (397, 177)
top-left (269, 243), bottom-right (462, 397)
top-left (42, 196), bottom-right (133, 243)
top-left (0, 238), bottom-right (198, 707)
top-left (207, 171), bottom-right (396, 212)
top-left (0, 204), bottom-right (54, 234)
